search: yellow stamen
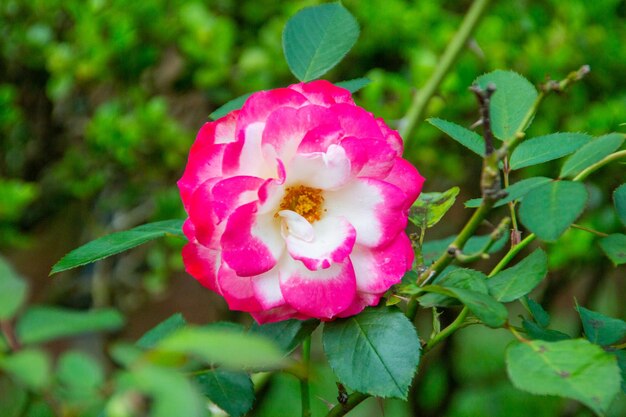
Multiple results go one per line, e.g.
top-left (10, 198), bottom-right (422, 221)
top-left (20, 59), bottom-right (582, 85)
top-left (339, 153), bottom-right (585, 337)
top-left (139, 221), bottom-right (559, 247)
top-left (278, 185), bottom-right (324, 223)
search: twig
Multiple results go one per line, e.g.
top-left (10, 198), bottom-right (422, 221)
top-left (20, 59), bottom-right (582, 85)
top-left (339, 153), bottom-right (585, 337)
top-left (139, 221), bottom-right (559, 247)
top-left (300, 336), bottom-right (312, 417)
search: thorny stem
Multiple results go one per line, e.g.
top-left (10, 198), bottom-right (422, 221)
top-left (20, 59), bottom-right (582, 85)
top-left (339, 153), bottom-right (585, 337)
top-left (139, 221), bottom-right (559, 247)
top-left (455, 216), bottom-right (510, 263)
top-left (300, 336), bottom-right (312, 417)
top-left (325, 392), bottom-right (370, 417)
top-left (401, 0), bottom-right (493, 153)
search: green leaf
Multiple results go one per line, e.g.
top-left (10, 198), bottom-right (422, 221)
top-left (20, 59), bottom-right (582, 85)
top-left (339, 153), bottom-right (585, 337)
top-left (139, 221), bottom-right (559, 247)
top-left (421, 285), bottom-right (508, 328)
top-left (137, 313), bottom-right (187, 349)
top-left (419, 268), bottom-right (489, 308)
top-left (0, 349), bottom-right (51, 391)
top-left (509, 133), bottom-right (591, 170)
top-left (474, 70), bottom-right (538, 141)
top-left (518, 181), bottom-right (588, 242)
top-left (577, 306), bottom-right (626, 346)
top-left (209, 93), bottom-right (253, 120)
top-left (0, 256), bottom-right (28, 320)
top-left (465, 176), bottom-right (553, 208)
top-left (56, 351), bottom-right (104, 391)
top-left (322, 307), bottom-right (420, 399)
top-left (526, 297), bottom-right (551, 328)
top-left (250, 319), bottom-right (319, 354)
top-left (157, 327), bottom-right (285, 370)
top-left (114, 365), bottom-right (205, 417)
top-left (196, 370), bottom-right (254, 417)
top-left (16, 306), bottom-right (124, 345)
top-left (506, 339), bottom-right (621, 416)
top-left (559, 133), bottom-right (625, 178)
top-left (428, 118), bottom-right (484, 156)
top-left (599, 233), bottom-right (626, 266)
top-left (409, 187), bottom-right (459, 229)
top-left (487, 249), bottom-right (548, 302)
top-left (522, 319), bottom-right (571, 342)
top-left (614, 183), bottom-right (626, 227)
top-left (336, 77), bottom-right (370, 93)
top-left (50, 220), bottom-right (185, 275)
top-left (282, 3), bottom-right (359, 81)
top-left (0, 377), bottom-right (28, 417)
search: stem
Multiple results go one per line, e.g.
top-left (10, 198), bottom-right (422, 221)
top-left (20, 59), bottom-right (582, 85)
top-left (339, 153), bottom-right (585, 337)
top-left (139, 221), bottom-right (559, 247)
top-left (401, 0), bottom-right (493, 150)
top-left (300, 336), bottom-right (311, 417)
top-left (325, 392), bottom-right (369, 417)
top-left (571, 224), bottom-right (609, 237)
top-left (487, 233), bottom-right (536, 277)
top-left (424, 307), bottom-right (469, 353)
top-left (572, 149), bottom-right (626, 182)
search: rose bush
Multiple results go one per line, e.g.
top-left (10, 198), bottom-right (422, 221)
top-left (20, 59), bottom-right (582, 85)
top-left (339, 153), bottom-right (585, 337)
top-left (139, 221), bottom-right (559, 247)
top-left (178, 80), bottom-right (424, 323)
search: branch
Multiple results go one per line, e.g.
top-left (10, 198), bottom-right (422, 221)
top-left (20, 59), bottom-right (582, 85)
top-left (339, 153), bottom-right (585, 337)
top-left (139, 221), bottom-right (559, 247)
top-left (401, 0), bottom-right (493, 153)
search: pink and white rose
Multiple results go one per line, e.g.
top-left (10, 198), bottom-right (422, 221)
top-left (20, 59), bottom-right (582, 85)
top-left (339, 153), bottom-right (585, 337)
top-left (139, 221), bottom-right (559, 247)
top-left (178, 80), bottom-right (424, 323)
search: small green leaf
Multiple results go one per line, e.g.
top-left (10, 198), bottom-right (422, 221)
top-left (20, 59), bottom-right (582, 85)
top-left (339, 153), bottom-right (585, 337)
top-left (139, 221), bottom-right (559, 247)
top-left (522, 319), bottom-right (571, 342)
top-left (0, 349), bottom-right (51, 391)
top-left (509, 133), bottom-right (591, 170)
top-left (137, 313), bottom-right (187, 349)
top-left (560, 133), bottom-right (625, 178)
top-left (598, 233), bottom-right (626, 266)
top-left (465, 177), bottom-right (553, 208)
top-left (336, 77), bottom-right (370, 93)
top-left (16, 306), bottom-right (124, 345)
top-left (419, 268), bottom-right (488, 308)
top-left (518, 181), bottom-right (588, 242)
top-left (421, 285), bottom-right (508, 328)
top-left (577, 306), bottom-right (626, 346)
top-left (157, 327), bottom-right (285, 370)
top-left (614, 184), bottom-right (626, 226)
top-left (283, 3), bottom-right (359, 81)
top-left (488, 249), bottom-right (548, 302)
top-left (250, 319), bottom-right (319, 354)
top-left (428, 118), bottom-right (484, 156)
top-left (474, 70), bottom-right (538, 141)
top-left (50, 220), bottom-right (185, 275)
top-left (409, 187), bottom-right (459, 229)
top-left (323, 307), bottom-right (420, 399)
top-left (0, 256), bottom-right (28, 320)
top-left (196, 370), bottom-right (254, 417)
top-left (526, 297), bottom-right (551, 328)
top-left (56, 351), bottom-right (104, 391)
top-left (209, 93), bottom-right (253, 120)
top-left (506, 339), bottom-right (621, 416)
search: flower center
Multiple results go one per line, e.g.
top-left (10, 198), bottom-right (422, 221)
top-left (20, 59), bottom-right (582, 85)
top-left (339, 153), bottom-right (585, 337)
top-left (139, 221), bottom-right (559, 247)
top-left (279, 185), bottom-right (324, 223)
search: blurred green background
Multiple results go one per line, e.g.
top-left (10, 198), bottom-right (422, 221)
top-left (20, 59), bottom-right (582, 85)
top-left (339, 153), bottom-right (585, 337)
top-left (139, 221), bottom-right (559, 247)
top-left (1, 0), bottom-right (625, 415)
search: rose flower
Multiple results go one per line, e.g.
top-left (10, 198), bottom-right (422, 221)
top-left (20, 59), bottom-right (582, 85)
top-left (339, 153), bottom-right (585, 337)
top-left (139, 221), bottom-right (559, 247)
top-left (178, 80), bottom-right (424, 323)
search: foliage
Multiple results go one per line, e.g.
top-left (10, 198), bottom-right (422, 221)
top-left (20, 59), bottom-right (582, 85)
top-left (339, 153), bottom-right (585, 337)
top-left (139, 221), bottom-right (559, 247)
top-left (1, 1), bottom-right (625, 417)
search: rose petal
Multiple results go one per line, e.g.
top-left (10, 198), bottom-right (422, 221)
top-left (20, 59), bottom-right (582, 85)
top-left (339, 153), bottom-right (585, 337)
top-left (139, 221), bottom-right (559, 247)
top-left (341, 137), bottom-right (397, 178)
top-left (383, 158), bottom-right (425, 210)
top-left (221, 202), bottom-right (285, 276)
top-left (324, 178), bottom-right (407, 248)
top-left (251, 305), bottom-right (307, 324)
top-left (350, 233), bottom-right (414, 294)
top-left (282, 214), bottom-right (356, 271)
top-left (181, 242), bottom-right (220, 292)
top-left (251, 269), bottom-right (285, 310)
top-left (289, 80), bottom-right (354, 106)
top-left (286, 144), bottom-right (352, 190)
top-left (279, 257), bottom-right (356, 320)
top-left (211, 175), bottom-right (265, 223)
top-left (336, 292), bottom-right (382, 318)
top-left (217, 262), bottom-right (262, 312)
